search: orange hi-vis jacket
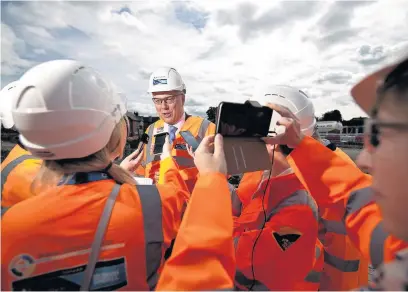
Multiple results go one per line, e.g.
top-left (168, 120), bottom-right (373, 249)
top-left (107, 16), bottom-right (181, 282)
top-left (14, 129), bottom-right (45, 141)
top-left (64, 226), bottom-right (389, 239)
top-left (1, 157), bottom-right (189, 291)
top-left (156, 172), bottom-right (236, 291)
top-left (233, 170), bottom-right (323, 290)
top-left (1, 144), bottom-right (42, 216)
top-left (287, 136), bottom-right (408, 281)
top-left (135, 114), bottom-right (215, 192)
top-left (291, 143), bottom-right (370, 290)
top-left (318, 148), bottom-right (369, 290)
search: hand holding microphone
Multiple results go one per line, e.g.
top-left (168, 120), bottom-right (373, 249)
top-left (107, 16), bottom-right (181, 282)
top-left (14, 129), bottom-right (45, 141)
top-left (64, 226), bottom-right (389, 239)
top-left (120, 133), bottom-right (149, 172)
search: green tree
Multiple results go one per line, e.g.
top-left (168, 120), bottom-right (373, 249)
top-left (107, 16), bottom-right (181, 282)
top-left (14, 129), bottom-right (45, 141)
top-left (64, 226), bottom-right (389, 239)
top-left (320, 109), bottom-right (343, 122)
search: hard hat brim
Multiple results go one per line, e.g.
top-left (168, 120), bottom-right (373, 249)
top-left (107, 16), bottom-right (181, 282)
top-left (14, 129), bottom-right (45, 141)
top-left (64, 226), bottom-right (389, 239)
top-left (1, 113), bottom-right (15, 129)
top-left (350, 55), bottom-right (407, 114)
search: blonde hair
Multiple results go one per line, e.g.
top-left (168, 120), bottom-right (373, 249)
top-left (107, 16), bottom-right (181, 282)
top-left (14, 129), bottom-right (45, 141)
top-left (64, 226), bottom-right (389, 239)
top-left (32, 119), bottom-right (136, 193)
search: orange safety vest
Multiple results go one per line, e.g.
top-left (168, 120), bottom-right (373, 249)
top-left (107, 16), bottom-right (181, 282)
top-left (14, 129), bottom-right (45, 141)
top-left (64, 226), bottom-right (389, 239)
top-left (233, 171), bottom-right (323, 290)
top-left (137, 114), bottom-right (215, 192)
top-left (1, 161), bottom-right (189, 291)
top-left (317, 148), bottom-right (369, 290)
top-left (287, 136), bottom-right (408, 288)
top-left (156, 172), bottom-right (235, 291)
top-left (1, 144), bottom-right (42, 216)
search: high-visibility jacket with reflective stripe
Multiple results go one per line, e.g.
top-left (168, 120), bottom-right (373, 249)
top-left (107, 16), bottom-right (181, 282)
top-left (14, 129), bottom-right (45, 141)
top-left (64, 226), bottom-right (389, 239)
top-left (233, 171), bottom-right (323, 291)
top-left (298, 146), bottom-right (370, 290)
top-left (156, 173), bottom-right (235, 291)
top-left (1, 144), bottom-right (42, 216)
top-left (1, 158), bottom-right (189, 291)
top-left (135, 115), bottom-right (215, 192)
top-left (287, 136), bottom-right (408, 285)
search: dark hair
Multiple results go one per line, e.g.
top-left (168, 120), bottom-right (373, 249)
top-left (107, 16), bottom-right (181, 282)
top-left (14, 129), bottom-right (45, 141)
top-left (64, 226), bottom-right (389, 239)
top-left (373, 57), bottom-right (408, 116)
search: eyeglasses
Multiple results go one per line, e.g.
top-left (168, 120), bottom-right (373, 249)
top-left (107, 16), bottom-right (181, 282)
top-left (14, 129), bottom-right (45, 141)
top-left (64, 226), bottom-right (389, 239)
top-left (152, 94), bottom-right (181, 105)
top-left (364, 118), bottom-right (408, 147)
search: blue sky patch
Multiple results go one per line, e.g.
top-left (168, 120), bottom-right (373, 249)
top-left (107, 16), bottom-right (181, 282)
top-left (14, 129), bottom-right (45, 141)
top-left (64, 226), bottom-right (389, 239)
top-left (173, 3), bottom-right (209, 31)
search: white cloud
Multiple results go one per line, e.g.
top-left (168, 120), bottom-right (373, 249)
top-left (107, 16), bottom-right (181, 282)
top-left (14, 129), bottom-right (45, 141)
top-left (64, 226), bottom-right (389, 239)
top-left (1, 0), bottom-right (408, 119)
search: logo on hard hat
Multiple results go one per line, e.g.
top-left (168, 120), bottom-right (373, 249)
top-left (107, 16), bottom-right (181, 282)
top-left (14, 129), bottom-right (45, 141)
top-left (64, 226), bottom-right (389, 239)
top-left (153, 79), bottom-right (168, 85)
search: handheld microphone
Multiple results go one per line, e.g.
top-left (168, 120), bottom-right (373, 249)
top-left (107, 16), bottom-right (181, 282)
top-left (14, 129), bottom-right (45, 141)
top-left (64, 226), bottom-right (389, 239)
top-left (135, 133), bottom-right (149, 157)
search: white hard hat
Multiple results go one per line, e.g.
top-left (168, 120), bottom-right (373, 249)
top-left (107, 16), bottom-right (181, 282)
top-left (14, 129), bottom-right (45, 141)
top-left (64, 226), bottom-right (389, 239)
top-left (147, 67), bottom-right (186, 93)
top-left (11, 59), bottom-right (127, 160)
top-left (351, 54), bottom-right (408, 114)
top-left (253, 85), bottom-right (316, 136)
top-left (0, 81), bottom-right (19, 129)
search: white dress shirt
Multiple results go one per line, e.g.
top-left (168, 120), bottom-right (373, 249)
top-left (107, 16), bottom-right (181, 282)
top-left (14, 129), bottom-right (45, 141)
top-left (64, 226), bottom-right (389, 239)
top-left (163, 112), bottom-right (186, 135)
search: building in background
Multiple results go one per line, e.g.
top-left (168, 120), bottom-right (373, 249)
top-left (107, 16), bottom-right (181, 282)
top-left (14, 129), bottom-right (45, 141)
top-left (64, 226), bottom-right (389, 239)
top-left (123, 112), bottom-right (160, 156)
top-left (316, 121), bottom-right (343, 135)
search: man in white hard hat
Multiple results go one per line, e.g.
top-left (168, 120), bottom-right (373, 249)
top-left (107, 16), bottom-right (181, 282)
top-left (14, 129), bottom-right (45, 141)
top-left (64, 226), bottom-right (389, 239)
top-left (0, 81), bottom-right (42, 216)
top-left (252, 85), bottom-right (370, 290)
top-left (135, 67), bottom-right (216, 192)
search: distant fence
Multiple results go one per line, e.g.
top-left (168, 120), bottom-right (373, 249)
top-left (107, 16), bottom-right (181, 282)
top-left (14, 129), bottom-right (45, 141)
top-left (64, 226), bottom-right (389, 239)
top-left (319, 133), bottom-right (364, 149)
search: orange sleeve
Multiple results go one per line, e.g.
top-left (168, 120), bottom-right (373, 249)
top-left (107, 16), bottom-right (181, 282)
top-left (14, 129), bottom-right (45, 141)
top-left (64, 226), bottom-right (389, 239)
top-left (157, 157), bottom-right (190, 248)
top-left (157, 156), bottom-right (186, 191)
top-left (156, 173), bottom-right (235, 291)
top-left (205, 121), bottom-right (216, 136)
top-left (236, 171), bottom-right (263, 206)
top-left (287, 136), bottom-right (407, 266)
top-left (287, 136), bottom-right (371, 216)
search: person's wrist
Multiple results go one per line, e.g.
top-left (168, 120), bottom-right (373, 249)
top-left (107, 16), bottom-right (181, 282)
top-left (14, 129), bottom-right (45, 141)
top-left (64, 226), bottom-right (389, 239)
top-left (198, 168), bottom-right (227, 177)
top-left (290, 133), bottom-right (305, 148)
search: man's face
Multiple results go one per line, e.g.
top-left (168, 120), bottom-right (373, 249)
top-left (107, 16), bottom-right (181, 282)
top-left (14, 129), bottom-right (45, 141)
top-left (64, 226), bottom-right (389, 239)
top-left (152, 91), bottom-right (185, 125)
top-left (358, 94), bottom-right (408, 241)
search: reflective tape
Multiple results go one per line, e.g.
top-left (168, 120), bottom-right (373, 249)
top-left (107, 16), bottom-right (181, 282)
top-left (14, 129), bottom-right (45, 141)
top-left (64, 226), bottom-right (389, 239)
top-left (1, 154), bottom-right (36, 217)
top-left (324, 250), bottom-right (360, 272)
top-left (320, 218), bottom-right (347, 235)
top-left (81, 184), bottom-right (165, 290)
top-left (369, 221), bottom-right (387, 269)
top-left (305, 245), bottom-right (323, 283)
top-left (197, 119), bottom-right (211, 141)
top-left (235, 269), bottom-right (268, 291)
top-left (144, 119), bottom-right (211, 166)
top-left (345, 187), bottom-right (374, 219)
top-left (81, 184), bottom-right (121, 291)
top-left (262, 190), bottom-right (318, 228)
top-left (173, 156), bottom-right (195, 168)
top-left (305, 270), bottom-right (321, 283)
top-left (1, 154), bottom-right (36, 195)
top-left (346, 187), bottom-right (389, 269)
top-left (137, 184), bottom-right (164, 290)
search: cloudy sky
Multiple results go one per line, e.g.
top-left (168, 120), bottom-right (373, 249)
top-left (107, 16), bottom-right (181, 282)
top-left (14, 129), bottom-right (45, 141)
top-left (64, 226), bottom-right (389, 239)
top-left (1, 0), bottom-right (408, 119)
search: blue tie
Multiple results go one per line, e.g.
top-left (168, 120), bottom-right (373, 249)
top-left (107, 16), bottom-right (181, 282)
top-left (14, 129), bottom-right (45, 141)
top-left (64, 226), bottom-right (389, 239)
top-left (169, 125), bottom-right (177, 144)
